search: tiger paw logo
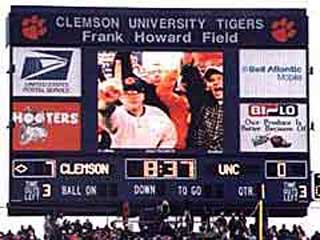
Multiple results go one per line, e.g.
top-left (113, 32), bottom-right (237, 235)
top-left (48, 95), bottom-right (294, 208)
top-left (21, 15), bottom-right (47, 40)
top-left (271, 18), bottom-right (297, 43)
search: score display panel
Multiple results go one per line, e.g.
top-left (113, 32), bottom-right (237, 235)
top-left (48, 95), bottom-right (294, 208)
top-left (8, 6), bottom-right (310, 216)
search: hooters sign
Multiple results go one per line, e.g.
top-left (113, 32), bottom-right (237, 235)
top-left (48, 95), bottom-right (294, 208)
top-left (12, 102), bottom-right (81, 151)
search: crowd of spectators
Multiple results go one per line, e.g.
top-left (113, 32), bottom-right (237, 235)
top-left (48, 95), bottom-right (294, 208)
top-left (0, 225), bottom-right (39, 240)
top-left (1, 213), bottom-right (320, 240)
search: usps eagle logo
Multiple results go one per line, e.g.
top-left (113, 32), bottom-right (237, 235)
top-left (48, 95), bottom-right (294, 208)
top-left (21, 50), bottom-right (73, 81)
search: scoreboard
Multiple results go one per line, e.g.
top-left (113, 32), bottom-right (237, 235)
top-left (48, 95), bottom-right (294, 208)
top-left (10, 157), bottom-right (310, 216)
top-left (8, 6), bottom-right (310, 217)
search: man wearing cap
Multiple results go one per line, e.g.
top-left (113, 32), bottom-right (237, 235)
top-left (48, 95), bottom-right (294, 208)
top-left (98, 76), bottom-right (177, 149)
top-left (190, 67), bottom-right (224, 150)
top-left (177, 52), bottom-right (223, 149)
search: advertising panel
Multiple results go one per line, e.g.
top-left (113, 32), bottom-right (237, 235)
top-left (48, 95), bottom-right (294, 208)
top-left (240, 103), bottom-right (307, 152)
top-left (239, 49), bottom-right (306, 98)
top-left (12, 102), bottom-right (81, 151)
top-left (12, 47), bottom-right (81, 97)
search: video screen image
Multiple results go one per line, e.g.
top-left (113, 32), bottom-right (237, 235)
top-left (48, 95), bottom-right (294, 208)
top-left (97, 51), bottom-right (223, 151)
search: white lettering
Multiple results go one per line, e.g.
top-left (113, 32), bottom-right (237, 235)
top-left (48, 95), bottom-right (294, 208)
top-left (133, 184), bottom-right (156, 195)
top-left (61, 185), bottom-right (81, 196)
top-left (134, 31), bottom-right (192, 44)
top-left (218, 163), bottom-right (241, 176)
top-left (55, 16), bottom-right (120, 29)
top-left (60, 163), bottom-right (110, 176)
top-left (128, 17), bottom-right (206, 30)
top-left (12, 112), bottom-right (79, 125)
top-left (238, 186), bottom-right (254, 197)
top-left (85, 185), bottom-right (97, 196)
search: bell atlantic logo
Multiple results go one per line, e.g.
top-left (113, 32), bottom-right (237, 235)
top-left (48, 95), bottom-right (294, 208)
top-left (270, 17), bottom-right (297, 43)
top-left (21, 50), bottom-right (73, 81)
top-left (21, 15), bottom-right (47, 40)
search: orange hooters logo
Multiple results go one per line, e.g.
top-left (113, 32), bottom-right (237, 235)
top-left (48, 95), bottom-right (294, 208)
top-left (12, 102), bottom-right (81, 151)
top-left (270, 18), bottom-right (297, 43)
top-left (21, 15), bottom-right (47, 40)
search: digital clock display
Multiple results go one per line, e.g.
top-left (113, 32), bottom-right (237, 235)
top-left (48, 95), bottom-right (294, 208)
top-left (126, 159), bottom-right (196, 180)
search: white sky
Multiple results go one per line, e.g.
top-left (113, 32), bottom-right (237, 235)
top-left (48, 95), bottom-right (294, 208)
top-left (1, 0), bottom-right (320, 237)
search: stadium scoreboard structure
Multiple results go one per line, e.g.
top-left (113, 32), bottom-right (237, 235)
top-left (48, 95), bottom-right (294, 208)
top-left (8, 6), bottom-right (311, 216)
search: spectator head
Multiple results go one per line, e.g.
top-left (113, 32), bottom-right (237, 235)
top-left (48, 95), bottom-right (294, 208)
top-left (120, 77), bottom-right (146, 114)
top-left (146, 63), bottom-right (163, 86)
top-left (162, 71), bottom-right (179, 89)
top-left (27, 225), bottom-right (34, 232)
top-left (160, 200), bottom-right (170, 217)
top-left (204, 67), bottom-right (223, 101)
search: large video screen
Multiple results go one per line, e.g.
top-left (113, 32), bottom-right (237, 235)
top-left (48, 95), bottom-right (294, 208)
top-left (97, 51), bottom-right (223, 151)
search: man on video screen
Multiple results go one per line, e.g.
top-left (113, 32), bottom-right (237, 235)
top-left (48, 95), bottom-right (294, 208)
top-left (190, 66), bottom-right (224, 150)
top-left (97, 51), bottom-right (223, 151)
top-left (98, 75), bottom-right (177, 149)
top-left (178, 52), bottom-right (224, 151)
